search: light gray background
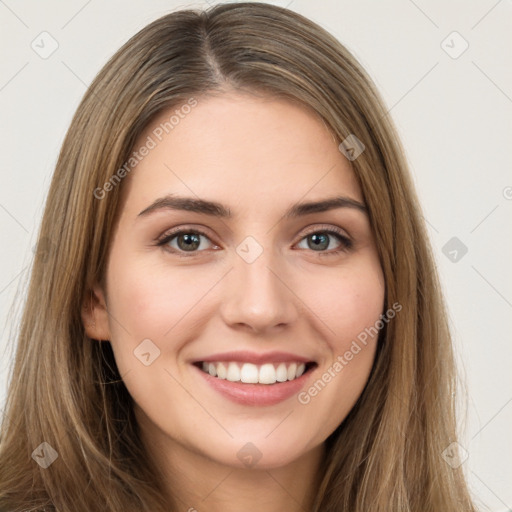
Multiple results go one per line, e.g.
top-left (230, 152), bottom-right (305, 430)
top-left (0, 1), bottom-right (511, 510)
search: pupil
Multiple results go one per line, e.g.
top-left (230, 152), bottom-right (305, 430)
top-left (179, 233), bottom-right (200, 251)
top-left (310, 233), bottom-right (328, 250)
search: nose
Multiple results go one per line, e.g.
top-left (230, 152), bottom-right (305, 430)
top-left (220, 246), bottom-right (300, 334)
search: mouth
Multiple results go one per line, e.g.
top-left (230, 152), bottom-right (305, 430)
top-left (190, 350), bottom-right (319, 406)
top-left (193, 360), bottom-right (318, 385)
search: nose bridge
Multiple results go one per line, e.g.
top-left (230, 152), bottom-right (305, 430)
top-left (220, 235), bottom-right (298, 331)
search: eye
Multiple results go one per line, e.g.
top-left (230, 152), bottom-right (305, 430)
top-left (156, 224), bottom-right (353, 257)
top-left (296, 225), bottom-right (353, 256)
top-left (157, 228), bottom-right (217, 256)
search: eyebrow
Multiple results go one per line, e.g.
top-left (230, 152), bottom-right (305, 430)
top-left (137, 194), bottom-right (367, 219)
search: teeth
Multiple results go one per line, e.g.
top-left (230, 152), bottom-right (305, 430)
top-left (216, 362), bottom-right (227, 379)
top-left (276, 363), bottom-right (288, 382)
top-left (240, 363), bottom-right (259, 383)
top-left (287, 363), bottom-right (297, 380)
top-left (198, 361), bottom-right (311, 384)
top-left (226, 362), bottom-right (240, 382)
top-left (259, 363), bottom-right (277, 384)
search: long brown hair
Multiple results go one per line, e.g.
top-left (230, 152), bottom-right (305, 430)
top-left (0, 3), bottom-right (477, 510)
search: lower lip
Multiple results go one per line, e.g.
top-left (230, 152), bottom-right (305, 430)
top-left (192, 364), bottom-right (314, 406)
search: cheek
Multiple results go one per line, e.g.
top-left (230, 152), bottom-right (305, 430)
top-left (306, 259), bottom-right (385, 351)
top-left (103, 256), bottom-right (215, 412)
top-left (297, 260), bottom-right (384, 427)
top-left (105, 253), bottom-right (220, 359)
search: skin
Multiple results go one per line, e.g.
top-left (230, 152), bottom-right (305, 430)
top-left (83, 90), bottom-right (385, 512)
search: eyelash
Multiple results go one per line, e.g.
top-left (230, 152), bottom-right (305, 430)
top-left (155, 224), bottom-right (353, 258)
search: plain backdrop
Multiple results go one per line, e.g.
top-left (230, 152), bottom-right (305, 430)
top-left (0, 1), bottom-right (511, 510)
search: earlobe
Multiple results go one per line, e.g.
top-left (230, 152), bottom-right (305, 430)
top-left (81, 284), bottom-right (111, 341)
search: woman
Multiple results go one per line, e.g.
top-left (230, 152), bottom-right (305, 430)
top-left (0, 2), bottom-right (478, 511)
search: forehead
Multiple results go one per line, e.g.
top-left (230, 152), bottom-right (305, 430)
top-left (119, 92), bottom-right (362, 216)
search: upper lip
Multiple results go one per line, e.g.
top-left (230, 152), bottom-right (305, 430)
top-left (192, 350), bottom-right (315, 365)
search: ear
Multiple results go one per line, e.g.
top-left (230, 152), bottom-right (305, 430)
top-left (81, 282), bottom-right (111, 341)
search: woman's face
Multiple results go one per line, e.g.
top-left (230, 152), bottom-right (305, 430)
top-left (84, 91), bottom-right (385, 470)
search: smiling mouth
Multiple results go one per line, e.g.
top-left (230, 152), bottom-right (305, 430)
top-left (193, 361), bottom-right (317, 385)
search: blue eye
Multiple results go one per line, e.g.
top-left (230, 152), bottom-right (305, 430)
top-left (297, 229), bottom-right (353, 255)
top-left (156, 226), bottom-right (353, 257)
